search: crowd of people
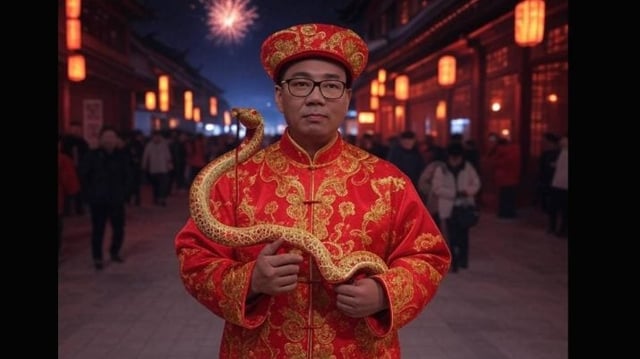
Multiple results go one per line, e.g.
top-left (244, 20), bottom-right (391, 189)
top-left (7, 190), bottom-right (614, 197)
top-left (57, 125), bottom-right (244, 269)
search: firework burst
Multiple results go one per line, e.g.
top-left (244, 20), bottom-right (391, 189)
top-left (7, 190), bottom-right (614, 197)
top-left (200, 0), bottom-right (259, 46)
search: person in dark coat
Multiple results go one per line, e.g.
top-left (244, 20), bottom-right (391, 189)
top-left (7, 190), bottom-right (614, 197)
top-left (79, 126), bottom-right (132, 270)
top-left (386, 130), bottom-right (426, 190)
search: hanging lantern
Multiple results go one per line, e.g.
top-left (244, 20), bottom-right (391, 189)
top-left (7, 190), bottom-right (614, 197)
top-left (378, 82), bottom-right (386, 97)
top-left (169, 118), bottom-right (179, 129)
top-left (145, 91), bottom-right (156, 111)
top-left (438, 55), bottom-right (456, 86)
top-left (394, 105), bottom-right (405, 120)
top-left (370, 96), bottom-right (379, 110)
top-left (436, 100), bottom-right (447, 120)
top-left (514, 0), bottom-right (545, 47)
top-left (358, 112), bottom-right (375, 124)
top-left (66, 19), bottom-right (81, 50)
top-left (377, 69), bottom-right (387, 84)
top-left (395, 75), bottom-right (410, 101)
top-left (193, 107), bottom-right (201, 122)
top-left (158, 75), bottom-right (170, 112)
top-left (184, 91), bottom-right (193, 119)
top-left (66, 0), bottom-right (82, 19)
top-left (209, 96), bottom-right (218, 116)
top-left (370, 79), bottom-right (379, 97)
top-left (67, 54), bottom-right (85, 82)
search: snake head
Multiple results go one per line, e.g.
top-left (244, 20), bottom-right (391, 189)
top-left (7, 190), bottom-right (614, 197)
top-left (231, 108), bottom-right (263, 130)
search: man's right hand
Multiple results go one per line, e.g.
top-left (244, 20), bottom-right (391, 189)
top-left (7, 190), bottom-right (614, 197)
top-left (249, 238), bottom-right (303, 298)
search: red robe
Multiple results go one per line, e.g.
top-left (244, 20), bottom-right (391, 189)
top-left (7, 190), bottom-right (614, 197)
top-left (175, 131), bottom-right (451, 358)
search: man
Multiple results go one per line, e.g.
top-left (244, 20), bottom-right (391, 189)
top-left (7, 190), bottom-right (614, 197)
top-left (486, 133), bottom-right (521, 219)
top-left (386, 130), bottom-right (425, 190)
top-left (175, 23), bottom-right (451, 358)
top-left (142, 130), bottom-right (173, 206)
top-left (79, 126), bottom-right (131, 270)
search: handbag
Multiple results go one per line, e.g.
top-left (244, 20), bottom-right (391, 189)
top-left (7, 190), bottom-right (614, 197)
top-left (451, 175), bottom-right (479, 228)
top-left (451, 205), bottom-right (479, 228)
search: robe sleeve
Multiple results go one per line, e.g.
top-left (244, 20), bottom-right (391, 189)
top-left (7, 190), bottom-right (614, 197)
top-left (175, 176), bottom-right (271, 329)
top-left (364, 178), bottom-right (451, 336)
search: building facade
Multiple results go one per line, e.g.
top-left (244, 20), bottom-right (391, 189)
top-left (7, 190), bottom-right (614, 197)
top-left (58, 0), bottom-right (229, 145)
top-left (345, 0), bottom-right (568, 205)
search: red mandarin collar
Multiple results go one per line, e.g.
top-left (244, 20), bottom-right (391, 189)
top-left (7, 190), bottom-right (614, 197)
top-left (279, 129), bottom-right (343, 167)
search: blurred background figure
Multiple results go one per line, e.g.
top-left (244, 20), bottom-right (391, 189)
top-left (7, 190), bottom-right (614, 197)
top-left (58, 135), bottom-right (80, 262)
top-left (79, 127), bottom-right (132, 270)
top-left (418, 148), bottom-right (447, 229)
top-left (124, 130), bottom-right (146, 206)
top-left (169, 131), bottom-right (189, 194)
top-left (486, 132), bottom-right (521, 219)
top-left (537, 132), bottom-right (561, 214)
top-left (186, 133), bottom-right (208, 186)
top-left (432, 143), bottom-right (481, 272)
top-left (548, 134), bottom-right (568, 237)
top-left (61, 122), bottom-right (89, 216)
top-left (142, 130), bottom-right (173, 207)
top-left (386, 130), bottom-right (425, 190)
top-left (359, 130), bottom-right (389, 159)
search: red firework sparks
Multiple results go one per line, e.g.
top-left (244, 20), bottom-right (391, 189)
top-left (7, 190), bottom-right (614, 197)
top-left (201, 0), bottom-right (259, 45)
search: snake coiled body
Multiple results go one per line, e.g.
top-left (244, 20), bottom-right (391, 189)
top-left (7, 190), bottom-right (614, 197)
top-left (189, 108), bottom-right (388, 283)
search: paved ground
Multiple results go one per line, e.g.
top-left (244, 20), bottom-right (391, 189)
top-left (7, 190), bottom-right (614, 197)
top-left (58, 185), bottom-right (567, 359)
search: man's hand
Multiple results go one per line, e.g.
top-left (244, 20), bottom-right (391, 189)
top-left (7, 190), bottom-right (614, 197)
top-left (249, 239), bottom-right (303, 298)
top-left (334, 277), bottom-right (389, 318)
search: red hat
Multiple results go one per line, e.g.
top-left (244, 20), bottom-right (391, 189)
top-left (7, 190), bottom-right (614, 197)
top-left (260, 23), bottom-right (369, 82)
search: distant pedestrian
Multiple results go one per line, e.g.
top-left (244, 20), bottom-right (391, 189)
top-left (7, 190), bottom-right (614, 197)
top-left (433, 143), bottom-right (481, 272)
top-left (58, 135), bottom-right (80, 261)
top-left (79, 126), bottom-right (131, 270)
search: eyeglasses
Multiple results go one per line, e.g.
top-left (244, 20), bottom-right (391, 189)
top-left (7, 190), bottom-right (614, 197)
top-left (280, 78), bottom-right (347, 99)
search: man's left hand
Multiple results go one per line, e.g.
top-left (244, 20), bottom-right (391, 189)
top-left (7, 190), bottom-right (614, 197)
top-left (334, 277), bottom-right (389, 318)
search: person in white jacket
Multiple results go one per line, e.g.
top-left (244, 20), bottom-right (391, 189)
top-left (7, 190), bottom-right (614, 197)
top-left (433, 143), bottom-right (481, 272)
top-left (142, 130), bottom-right (173, 206)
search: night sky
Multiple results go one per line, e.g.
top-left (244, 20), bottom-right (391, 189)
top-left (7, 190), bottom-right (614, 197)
top-left (133, 0), bottom-right (355, 130)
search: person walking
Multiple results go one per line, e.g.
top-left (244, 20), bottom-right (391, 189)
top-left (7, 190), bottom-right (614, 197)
top-left (79, 126), bottom-right (131, 270)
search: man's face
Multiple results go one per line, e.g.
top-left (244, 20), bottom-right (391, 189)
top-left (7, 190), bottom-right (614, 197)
top-left (275, 58), bottom-right (351, 148)
top-left (399, 137), bottom-right (415, 150)
top-left (100, 130), bottom-right (119, 152)
top-left (448, 154), bottom-right (463, 166)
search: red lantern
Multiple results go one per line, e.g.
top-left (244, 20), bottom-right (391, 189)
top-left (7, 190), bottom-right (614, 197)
top-left (158, 75), bottom-right (170, 112)
top-left (395, 75), bottom-right (410, 101)
top-left (370, 96), bottom-right (379, 110)
top-left (66, 19), bottom-right (81, 50)
top-left (370, 80), bottom-right (379, 97)
top-left (68, 54), bottom-right (85, 82)
top-left (209, 97), bottom-right (218, 116)
top-left (66, 0), bottom-right (82, 19)
top-left (145, 91), bottom-right (156, 111)
top-left (377, 69), bottom-right (387, 84)
top-left (514, 0), bottom-right (545, 47)
top-left (358, 112), bottom-right (375, 124)
top-left (436, 100), bottom-right (446, 120)
top-left (438, 55), bottom-right (456, 86)
top-left (184, 91), bottom-right (193, 120)
top-left (193, 107), bottom-right (201, 122)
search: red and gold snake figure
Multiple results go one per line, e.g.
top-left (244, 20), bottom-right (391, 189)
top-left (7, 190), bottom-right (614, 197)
top-left (188, 108), bottom-right (389, 283)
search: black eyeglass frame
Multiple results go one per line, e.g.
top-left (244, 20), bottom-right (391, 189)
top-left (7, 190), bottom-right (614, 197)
top-left (279, 78), bottom-right (348, 99)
